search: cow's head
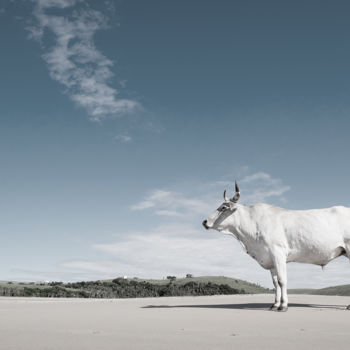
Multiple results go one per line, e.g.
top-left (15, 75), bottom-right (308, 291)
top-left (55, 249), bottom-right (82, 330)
top-left (202, 181), bottom-right (240, 231)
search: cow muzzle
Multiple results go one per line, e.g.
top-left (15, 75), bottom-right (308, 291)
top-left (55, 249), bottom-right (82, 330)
top-left (202, 220), bottom-right (210, 230)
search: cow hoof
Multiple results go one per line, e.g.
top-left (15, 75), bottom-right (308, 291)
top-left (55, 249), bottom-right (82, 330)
top-left (346, 305), bottom-right (350, 310)
top-left (269, 305), bottom-right (279, 311)
top-left (277, 306), bottom-right (288, 312)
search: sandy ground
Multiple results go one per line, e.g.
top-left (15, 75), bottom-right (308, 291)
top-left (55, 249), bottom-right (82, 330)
top-left (0, 294), bottom-right (349, 350)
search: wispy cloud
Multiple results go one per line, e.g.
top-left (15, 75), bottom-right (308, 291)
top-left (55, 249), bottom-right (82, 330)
top-left (130, 171), bottom-right (291, 218)
top-left (240, 172), bottom-right (290, 203)
top-left (115, 133), bottom-right (132, 143)
top-left (130, 189), bottom-right (211, 218)
top-left (28, 0), bottom-right (140, 121)
top-left (61, 229), bottom-right (263, 283)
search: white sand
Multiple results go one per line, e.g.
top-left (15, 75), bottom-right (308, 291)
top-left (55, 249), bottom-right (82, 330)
top-left (0, 294), bottom-right (349, 350)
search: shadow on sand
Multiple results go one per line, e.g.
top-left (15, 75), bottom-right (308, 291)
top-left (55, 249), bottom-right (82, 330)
top-left (142, 303), bottom-right (347, 311)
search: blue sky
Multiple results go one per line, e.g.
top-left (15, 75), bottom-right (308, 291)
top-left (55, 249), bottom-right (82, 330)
top-left (1, 0), bottom-right (350, 288)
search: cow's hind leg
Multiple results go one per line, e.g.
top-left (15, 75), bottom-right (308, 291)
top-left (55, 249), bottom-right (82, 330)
top-left (344, 244), bottom-right (350, 310)
top-left (270, 268), bottom-right (281, 311)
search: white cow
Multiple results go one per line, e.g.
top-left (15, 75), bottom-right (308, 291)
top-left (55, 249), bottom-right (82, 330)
top-left (202, 182), bottom-right (350, 311)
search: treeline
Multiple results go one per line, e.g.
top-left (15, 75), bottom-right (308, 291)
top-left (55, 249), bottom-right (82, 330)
top-left (0, 278), bottom-right (246, 299)
top-left (0, 285), bottom-right (88, 298)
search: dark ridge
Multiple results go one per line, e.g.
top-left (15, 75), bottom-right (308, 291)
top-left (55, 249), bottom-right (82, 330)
top-left (0, 276), bottom-right (270, 298)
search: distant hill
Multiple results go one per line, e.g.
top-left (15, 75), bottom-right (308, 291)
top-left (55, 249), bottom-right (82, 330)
top-left (289, 284), bottom-right (350, 296)
top-left (3, 278), bottom-right (350, 298)
top-left (135, 276), bottom-right (270, 294)
top-left (0, 276), bottom-right (270, 298)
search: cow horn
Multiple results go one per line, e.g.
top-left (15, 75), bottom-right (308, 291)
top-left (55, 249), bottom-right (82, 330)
top-left (231, 181), bottom-right (240, 203)
top-left (235, 181), bottom-right (240, 193)
top-left (223, 190), bottom-right (229, 202)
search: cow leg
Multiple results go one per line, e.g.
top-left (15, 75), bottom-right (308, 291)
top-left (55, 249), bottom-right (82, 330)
top-left (273, 256), bottom-right (288, 312)
top-left (270, 268), bottom-right (281, 311)
top-left (344, 245), bottom-right (350, 310)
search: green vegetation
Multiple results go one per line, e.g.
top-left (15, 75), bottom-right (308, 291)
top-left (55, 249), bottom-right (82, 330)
top-left (136, 276), bottom-right (269, 294)
top-left (0, 276), bottom-right (270, 299)
top-left (289, 284), bottom-right (350, 296)
top-left (4, 278), bottom-right (350, 298)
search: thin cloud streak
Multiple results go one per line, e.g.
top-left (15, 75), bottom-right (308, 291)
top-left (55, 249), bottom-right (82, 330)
top-left (62, 232), bottom-right (263, 283)
top-left (240, 172), bottom-right (290, 204)
top-left (130, 172), bottom-right (291, 218)
top-left (28, 0), bottom-right (140, 121)
top-left (130, 189), bottom-right (210, 218)
top-left (115, 134), bottom-right (132, 143)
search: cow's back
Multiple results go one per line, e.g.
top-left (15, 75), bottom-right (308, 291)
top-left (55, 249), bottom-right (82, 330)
top-left (281, 206), bottom-right (350, 264)
top-left (250, 204), bottom-right (350, 265)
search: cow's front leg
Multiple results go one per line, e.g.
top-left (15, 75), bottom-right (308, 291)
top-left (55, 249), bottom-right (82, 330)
top-left (269, 268), bottom-right (281, 311)
top-left (273, 254), bottom-right (288, 312)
